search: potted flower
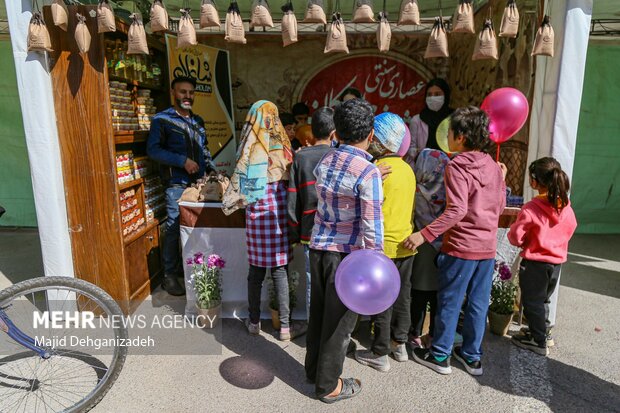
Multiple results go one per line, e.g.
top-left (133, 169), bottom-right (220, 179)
top-left (266, 270), bottom-right (299, 330)
top-left (488, 261), bottom-right (517, 336)
top-left (187, 252), bottom-right (225, 328)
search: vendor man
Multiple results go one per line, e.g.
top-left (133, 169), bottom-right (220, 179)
top-left (147, 76), bottom-right (215, 296)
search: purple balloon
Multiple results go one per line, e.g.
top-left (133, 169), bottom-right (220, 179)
top-left (335, 249), bottom-right (401, 316)
top-left (397, 126), bottom-right (411, 157)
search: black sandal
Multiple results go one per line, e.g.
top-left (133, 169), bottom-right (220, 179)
top-left (319, 378), bottom-right (362, 404)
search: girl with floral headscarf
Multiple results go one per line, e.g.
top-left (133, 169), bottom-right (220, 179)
top-left (409, 148), bottom-right (450, 349)
top-left (222, 100), bottom-right (299, 341)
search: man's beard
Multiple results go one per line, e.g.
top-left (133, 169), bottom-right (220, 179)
top-left (176, 99), bottom-right (193, 110)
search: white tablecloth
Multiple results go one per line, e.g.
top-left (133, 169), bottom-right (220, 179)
top-left (179, 202), bottom-right (307, 319)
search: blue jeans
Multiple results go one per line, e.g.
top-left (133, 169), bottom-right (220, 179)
top-left (304, 245), bottom-right (311, 320)
top-left (431, 253), bottom-right (495, 362)
top-left (163, 185), bottom-right (186, 276)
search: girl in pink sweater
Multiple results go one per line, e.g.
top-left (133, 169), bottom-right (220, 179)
top-left (508, 157), bottom-right (577, 356)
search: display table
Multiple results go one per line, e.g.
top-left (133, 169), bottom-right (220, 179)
top-left (179, 202), bottom-right (307, 319)
top-left (180, 203), bottom-right (522, 319)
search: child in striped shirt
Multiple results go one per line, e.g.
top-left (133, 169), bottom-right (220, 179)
top-left (305, 99), bottom-right (383, 404)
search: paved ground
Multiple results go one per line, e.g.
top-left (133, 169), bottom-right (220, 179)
top-left (0, 229), bottom-right (619, 412)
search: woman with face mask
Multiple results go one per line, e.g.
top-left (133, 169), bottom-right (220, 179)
top-left (405, 78), bottom-right (452, 167)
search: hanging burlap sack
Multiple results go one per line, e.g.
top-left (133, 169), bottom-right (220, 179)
top-left (303, 0), bottom-right (327, 24)
top-left (499, 0), bottom-right (519, 38)
top-left (472, 19), bottom-right (498, 60)
top-left (127, 14), bottom-right (149, 54)
top-left (352, 0), bottom-right (375, 23)
top-left (225, 2), bottom-right (247, 44)
top-left (324, 13), bottom-right (348, 53)
top-left (51, 0), bottom-right (69, 32)
top-left (452, 0), bottom-right (475, 34)
top-left (377, 12), bottom-right (391, 53)
top-left (150, 0), bottom-right (169, 32)
top-left (397, 0), bottom-right (419, 26)
top-left (424, 17), bottom-right (448, 58)
top-left (281, 2), bottom-right (298, 47)
top-left (97, 0), bottom-right (116, 33)
top-left (250, 0), bottom-right (274, 29)
top-left (200, 0), bottom-right (221, 28)
top-left (75, 13), bottom-right (92, 54)
top-left (532, 15), bottom-right (554, 57)
top-left (178, 8), bottom-right (198, 48)
top-left (27, 11), bottom-right (52, 53)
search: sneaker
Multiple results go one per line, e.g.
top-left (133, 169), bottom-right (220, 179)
top-left (279, 322), bottom-right (308, 341)
top-left (412, 347), bottom-right (452, 375)
top-left (520, 327), bottom-right (554, 347)
top-left (391, 341), bottom-right (408, 362)
top-left (511, 332), bottom-right (549, 356)
top-left (452, 346), bottom-right (483, 376)
top-left (245, 319), bottom-right (261, 335)
top-left (354, 349), bottom-right (391, 372)
top-left (408, 335), bottom-right (424, 349)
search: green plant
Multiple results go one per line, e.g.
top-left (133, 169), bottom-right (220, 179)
top-left (187, 252), bottom-right (225, 309)
top-left (266, 270), bottom-right (299, 311)
top-left (489, 261), bottom-right (517, 315)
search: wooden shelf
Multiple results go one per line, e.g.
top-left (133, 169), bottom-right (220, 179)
top-left (124, 218), bottom-right (159, 246)
top-left (109, 75), bottom-right (164, 92)
top-left (118, 177), bottom-right (144, 191)
top-left (114, 130), bottom-right (149, 144)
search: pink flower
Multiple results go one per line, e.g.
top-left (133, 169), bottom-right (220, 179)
top-left (498, 263), bottom-right (512, 281)
top-left (193, 252), bottom-right (204, 265)
top-left (207, 254), bottom-right (226, 269)
top-left (185, 258), bottom-right (194, 266)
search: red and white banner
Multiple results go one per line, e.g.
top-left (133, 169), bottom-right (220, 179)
top-left (298, 53), bottom-right (429, 122)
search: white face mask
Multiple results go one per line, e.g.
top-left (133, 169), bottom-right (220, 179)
top-left (426, 96), bottom-right (445, 112)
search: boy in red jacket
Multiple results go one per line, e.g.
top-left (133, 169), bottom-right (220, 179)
top-left (508, 157), bottom-right (577, 356)
top-left (405, 106), bottom-right (506, 376)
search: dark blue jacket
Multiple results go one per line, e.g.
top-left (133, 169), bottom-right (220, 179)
top-left (147, 107), bottom-right (215, 186)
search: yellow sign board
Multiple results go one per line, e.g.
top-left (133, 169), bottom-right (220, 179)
top-left (165, 36), bottom-right (236, 175)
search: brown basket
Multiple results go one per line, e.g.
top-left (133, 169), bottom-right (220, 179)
top-left (496, 140), bottom-right (528, 196)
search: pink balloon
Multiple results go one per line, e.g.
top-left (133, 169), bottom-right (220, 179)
top-left (481, 88), bottom-right (529, 144)
top-left (335, 249), bottom-right (400, 316)
top-left (397, 126), bottom-right (411, 157)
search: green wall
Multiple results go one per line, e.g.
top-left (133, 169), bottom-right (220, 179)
top-left (0, 37), bottom-right (37, 227)
top-left (572, 40), bottom-right (620, 233)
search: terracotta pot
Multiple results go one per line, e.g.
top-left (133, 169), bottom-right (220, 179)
top-left (270, 307), bottom-right (280, 330)
top-left (195, 302), bottom-right (221, 329)
top-left (488, 310), bottom-right (512, 336)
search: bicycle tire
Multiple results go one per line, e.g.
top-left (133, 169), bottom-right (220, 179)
top-left (0, 276), bottom-right (128, 413)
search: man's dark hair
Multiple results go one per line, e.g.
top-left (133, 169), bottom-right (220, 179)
top-left (280, 112), bottom-right (296, 127)
top-left (339, 87), bottom-right (362, 101)
top-left (292, 102), bottom-right (310, 116)
top-left (450, 106), bottom-right (490, 150)
top-left (311, 107), bottom-right (335, 140)
top-left (171, 76), bottom-right (197, 89)
top-left (333, 99), bottom-right (374, 144)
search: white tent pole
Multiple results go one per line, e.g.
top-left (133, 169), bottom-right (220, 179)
top-left (525, 0), bottom-right (593, 327)
top-left (5, 1), bottom-right (75, 279)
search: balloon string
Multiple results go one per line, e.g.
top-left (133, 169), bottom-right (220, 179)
top-left (496, 143), bottom-right (500, 162)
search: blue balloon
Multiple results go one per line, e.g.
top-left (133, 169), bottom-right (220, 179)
top-left (335, 249), bottom-right (401, 315)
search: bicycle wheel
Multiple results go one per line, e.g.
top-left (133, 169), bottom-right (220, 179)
top-left (0, 276), bottom-right (128, 413)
